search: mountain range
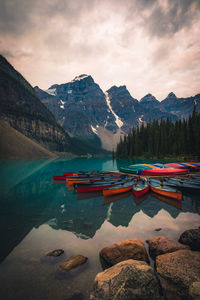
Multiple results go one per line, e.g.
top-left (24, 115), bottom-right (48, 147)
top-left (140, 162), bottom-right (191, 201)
top-left (0, 54), bottom-right (199, 157)
top-left (34, 74), bottom-right (200, 151)
top-left (0, 55), bottom-right (106, 158)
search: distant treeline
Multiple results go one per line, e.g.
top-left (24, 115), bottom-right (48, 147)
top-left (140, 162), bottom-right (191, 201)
top-left (116, 109), bottom-right (200, 158)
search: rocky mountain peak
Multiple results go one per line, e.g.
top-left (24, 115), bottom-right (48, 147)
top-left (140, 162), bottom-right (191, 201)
top-left (71, 74), bottom-right (94, 85)
top-left (72, 74), bottom-right (90, 80)
top-left (140, 93), bottom-right (158, 103)
top-left (167, 92), bottom-right (177, 98)
top-left (161, 92), bottom-right (177, 104)
top-left (107, 85), bottom-right (131, 98)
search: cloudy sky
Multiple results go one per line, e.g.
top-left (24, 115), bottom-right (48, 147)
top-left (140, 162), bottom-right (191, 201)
top-left (0, 0), bottom-right (200, 100)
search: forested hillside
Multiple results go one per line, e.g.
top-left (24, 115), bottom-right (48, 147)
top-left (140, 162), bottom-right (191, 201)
top-left (116, 109), bottom-right (200, 159)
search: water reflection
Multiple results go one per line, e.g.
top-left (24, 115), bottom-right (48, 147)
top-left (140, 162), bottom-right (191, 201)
top-left (0, 158), bottom-right (200, 300)
top-left (151, 192), bottom-right (182, 210)
top-left (0, 158), bottom-right (200, 264)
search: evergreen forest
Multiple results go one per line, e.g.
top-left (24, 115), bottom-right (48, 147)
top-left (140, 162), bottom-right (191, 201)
top-left (116, 109), bottom-right (200, 159)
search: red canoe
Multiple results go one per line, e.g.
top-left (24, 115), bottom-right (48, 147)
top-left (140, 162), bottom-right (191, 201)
top-left (76, 182), bottom-right (125, 194)
top-left (141, 168), bottom-right (189, 176)
top-left (132, 185), bottom-right (150, 197)
top-left (53, 175), bottom-right (66, 180)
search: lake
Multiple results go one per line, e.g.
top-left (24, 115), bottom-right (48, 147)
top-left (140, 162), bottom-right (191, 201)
top-left (0, 158), bottom-right (200, 300)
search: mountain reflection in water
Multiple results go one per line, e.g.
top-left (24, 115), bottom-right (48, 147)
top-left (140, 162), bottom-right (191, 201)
top-left (0, 159), bottom-right (199, 263)
top-left (0, 158), bottom-right (200, 300)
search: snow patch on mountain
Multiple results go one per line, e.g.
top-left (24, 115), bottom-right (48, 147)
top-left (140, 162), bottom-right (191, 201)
top-left (72, 74), bottom-right (89, 82)
top-left (138, 115), bottom-right (144, 123)
top-left (59, 99), bottom-right (65, 109)
top-left (46, 88), bottom-right (57, 96)
top-left (91, 125), bottom-right (98, 135)
top-left (105, 92), bottom-right (123, 128)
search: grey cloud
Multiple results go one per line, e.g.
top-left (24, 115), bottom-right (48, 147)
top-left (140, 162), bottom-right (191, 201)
top-left (1, 0), bottom-right (200, 38)
top-left (0, 0), bottom-right (36, 34)
top-left (142, 0), bottom-right (200, 37)
top-left (122, 0), bottom-right (200, 38)
top-left (0, 0), bottom-right (96, 35)
top-left (0, 0), bottom-right (199, 100)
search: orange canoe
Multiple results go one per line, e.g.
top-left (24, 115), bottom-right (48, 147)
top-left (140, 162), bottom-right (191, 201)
top-left (150, 185), bottom-right (182, 201)
top-left (103, 182), bottom-right (133, 197)
top-left (66, 178), bottom-right (91, 185)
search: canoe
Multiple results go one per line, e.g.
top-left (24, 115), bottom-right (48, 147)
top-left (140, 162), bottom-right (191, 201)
top-left (141, 168), bottom-right (189, 176)
top-left (186, 162), bottom-right (200, 170)
top-left (63, 171), bottom-right (116, 177)
top-left (103, 181), bottom-right (134, 197)
top-left (187, 175), bottom-right (200, 182)
top-left (165, 163), bottom-right (198, 170)
top-left (142, 163), bottom-right (165, 169)
top-left (76, 180), bottom-right (129, 193)
top-left (188, 162), bottom-right (200, 167)
top-left (164, 178), bottom-right (200, 193)
top-left (63, 172), bottom-right (78, 176)
top-left (165, 163), bottom-right (190, 169)
top-left (120, 164), bottom-right (156, 174)
top-left (181, 163), bottom-right (199, 170)
top-left (67, 178), bottom-right (91, 186)
top-left (120, 164), bottom-right (189, 175)
top-left (53, 175), bottom-right (66, 180)
top-left (167, 177), bottom-right (200, 185)
top-left (66, 175), bottom-right (120, 184)
top-left (74, 177), bottom-right (127, 188)
top-left (150, 184), bottom-right (182, 200)
top-left (132, 180), bottom-right (149, 197)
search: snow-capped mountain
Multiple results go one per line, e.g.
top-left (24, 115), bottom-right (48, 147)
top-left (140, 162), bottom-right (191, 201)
top-left (34, 75), bottom-right (200, 150)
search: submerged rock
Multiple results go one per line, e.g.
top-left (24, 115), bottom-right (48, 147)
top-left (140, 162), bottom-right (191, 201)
top-left (155, 228), bottom-right (162, 231)
top-left (179, 227), bottom-right (200, 251)
top-left (46, 249), bottom-right (64, 257)
top-left (156, 249), bottom-right (200, 300)
top-left (100, 238), bottom-right (149, 268)
top-left (148, 236), bottom-right (189, 259)
top-left (60, 255), bottom-right (88, 271)
top-left (90, 259), bottom-right (161, 300)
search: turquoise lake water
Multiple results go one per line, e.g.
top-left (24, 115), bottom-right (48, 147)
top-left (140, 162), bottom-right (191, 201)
top-left (0, 158), bottom-right (200, 300)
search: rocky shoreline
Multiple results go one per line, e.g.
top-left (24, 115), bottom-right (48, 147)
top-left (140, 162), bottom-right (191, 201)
top-left (45, 226), bottom-right (200, 300)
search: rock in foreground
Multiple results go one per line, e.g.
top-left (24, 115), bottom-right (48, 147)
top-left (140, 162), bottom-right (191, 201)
top-left (189, 281), bottom-right (200, 300)
top-left (156, 249), bottom-right (200, 300)
top-left (148, 236), bottom-right (189, 259)
top-left (179, 227), bottom-right (200, 251)
top-left (90, 259), bottom-right (161, 300)
top-left (100, 239), bottom-right (149, 268)
top-left (60, 255), bottom-right (88, 271)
